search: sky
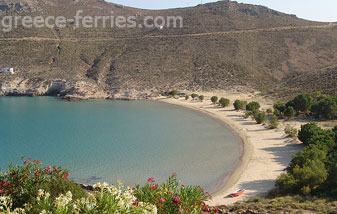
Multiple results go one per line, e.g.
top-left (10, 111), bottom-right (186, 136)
top-left (107, 0), bottom-right (337, 22)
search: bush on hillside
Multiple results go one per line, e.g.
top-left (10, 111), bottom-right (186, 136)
top-left (211, 96), bottom-right (218, 104)
top-left (234, 100), bottom-right (247, 110)
top-left (219, 98), bottom-right (230, 108)
top-left (246, 102), bottom-right (261, 112)
top-left (254, 112), bottom-right (266, 124)
top-left (269, 115), bottom-right (279, 129)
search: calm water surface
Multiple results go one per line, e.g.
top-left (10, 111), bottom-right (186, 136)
top-left (0, 97), bottom-right (241, 192)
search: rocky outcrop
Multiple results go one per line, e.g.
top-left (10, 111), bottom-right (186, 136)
top-left (0, 78), bottom-right (161, 100)
top-left (0, 78), bottom-right (109, 99)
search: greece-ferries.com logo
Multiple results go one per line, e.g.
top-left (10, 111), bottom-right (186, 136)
top-left (1, 10), bottom-right (183, 32)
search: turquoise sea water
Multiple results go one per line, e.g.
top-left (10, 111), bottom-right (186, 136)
top-left (0, 97), bottom-right (241, 192)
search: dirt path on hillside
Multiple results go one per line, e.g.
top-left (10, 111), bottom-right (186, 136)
top-left (0, 23), bottom-right (336, 42)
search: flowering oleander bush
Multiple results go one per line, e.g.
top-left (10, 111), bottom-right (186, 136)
top-left (1, 184), bottom-right (157, 214)
top-left (1, 159), bottom-right (209, 213)
top-left (134, 176), bottom-right (209, 213)
top-left (0, 157), bottom-right (86, 208)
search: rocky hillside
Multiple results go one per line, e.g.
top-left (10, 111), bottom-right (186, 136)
top-left (0, 0), bottom-right (336, 99)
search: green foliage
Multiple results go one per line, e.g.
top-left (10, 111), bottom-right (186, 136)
top-left (234, 100), bottom-right (247, 110)
top-left (284, 106), bottom-right (297, 120)
top-left (134, 176), bottom-right (208, 213)
top-left (219, 97), bottom-right (230, 108)
top-left (198, 95), bottom-right (205, 102)
top-left (284, 125), bottom-right (298, 138)
top-left (254, 112), bottom-right (266, 124)
top-left (211, 96), bottom-right (218, 104)
top-left (244, 111), bottom-right (254, 119)
top-left (191, 93), bottom-right (199, 100)
top-left (276, 123), bottom-right (337, 197)
top-left (288, 94), bottom-right (313, 113)
top-left (269, 115), bottom-right (279, 129)
top-left (168, 90), bottom-right (179, 97)
top-left (317, 97), bottom-right (337, 120)
top-left (246, 102), bottom-right (260, 112)
top-left (298, 123), bottom-right (322, 145)
top-left (0, 157), bottom-right (74, 208)
top-left (283, 93), bottom-right (337, 120)
top-left (185, 95), bottom-right (190, 100)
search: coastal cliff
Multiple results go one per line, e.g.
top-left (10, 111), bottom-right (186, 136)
top-left (0, 78), bottom-right (161, 100)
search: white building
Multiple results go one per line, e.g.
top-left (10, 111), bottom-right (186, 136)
top-left (1, 68), bottom-right (14, 74)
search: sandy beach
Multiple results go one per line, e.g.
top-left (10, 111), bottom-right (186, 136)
top-left (158, 92), bottom-right (303, 206)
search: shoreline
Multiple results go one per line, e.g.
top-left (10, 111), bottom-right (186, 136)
top-left (157, 98), bottom-right (252, 196)
top-left (159, 96), bottom-right (301, 206)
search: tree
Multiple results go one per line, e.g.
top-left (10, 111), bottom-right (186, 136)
top-left (298, 123), bottom-right (321, 145)
top-left (168, 90), bottom-right (179, 97)
top-left (284, 106), bottom-right (296, 120)
top-left (211, 96), bottom-right (218, 105)
top-left (219, 98), bottom-right (230, 108)
top-left (254, 112), bottom-right (266, 124)
top-left (199, 95), bottom-right (205, 102)
top-left (292, 94), bottom-right (313, 113)
top-left (318, 97), bottom-right (337, 120)
top-left (246, 102), bottom-right (260, 112)
top-left (185, 95), bottom-right (190, 100)
top-left (269, 115), bottom-right (279, 129)
top-left (191, 93), bottom-right (198, 100)
top-left (234, 100), bottom-right (246, 110)
top-left (273, 102), bottom-right (286, 116)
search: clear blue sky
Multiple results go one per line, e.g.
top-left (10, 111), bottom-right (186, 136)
top-left (107, 0), bottom-right (337, 22)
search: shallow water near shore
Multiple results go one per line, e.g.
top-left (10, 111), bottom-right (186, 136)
top-left (0, 96), bottom-right (241, 192)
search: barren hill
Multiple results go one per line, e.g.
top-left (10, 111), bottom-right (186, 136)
top-left (0, 0), bottom-right (336, 99)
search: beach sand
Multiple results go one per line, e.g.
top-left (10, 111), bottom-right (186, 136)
top-left (158, 92), bottom-right (303, 206)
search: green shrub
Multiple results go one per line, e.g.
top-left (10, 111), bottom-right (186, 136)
top-left (199, 95), bottom-right (205, 102)
top-left (0, 157), bottom-right (73, 208)
top-left (275, 124), bottom-right (337, 197)
top-left (191, 93), bottom-right (199, 100)
top-left (211, 96), bottom-right (218, 104)
top-left (298, 123), bottom-right (322, 145)
top-left (284, 125), bottom-right (298, 138)
top-left (244, 111), bottom-right (254, 119)
top-left (254, 112), bottom-right (266, 124)
top-left (289, 94), bottom-right (313, 113)
top-left (284, 106), bottom-right (297, 120)
top-left (269, 115), bottom-right (279, 129)
top-left (134, 176), bottom-right (208, 213)
top-left (234, 100), bottom-right (246, 110)
top-left (185, 95), bottom-right (190, 100)
top-left (274, 102), bottom-right (286, 115)
top-left (168, 90), bottom-right (179, 97)
top-left (219, 98), bottom-right (230, 108)
top-left (246, 102), bottom-right (261, 112)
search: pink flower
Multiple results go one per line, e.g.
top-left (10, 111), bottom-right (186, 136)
top-left (47, 166), bottom-right (51, 170)
top-left (23, 161), bottom-right (28, 165)
top-left (64, 172), bottom-right (70, 180)
top-left (151, 184), bottom-right (158, 189)
top-left (0, 189), bottom-right (3, 193)
top-left (169, 191), bottom-right (173, 195)
top-left (3, 182), bottom-right (9, 187)
top-left (172, 196), bottom-right (180, 203)
top-left (147, 177), bottom-right (155, 183)
top-left (160, 198), bottom-right (166, 203)
top-left (34, 171), bottom-right (39, 178)
top-left (134, 200), bottom-right (138, 205)
top-left (182, 184), bottom-right (185, 188)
